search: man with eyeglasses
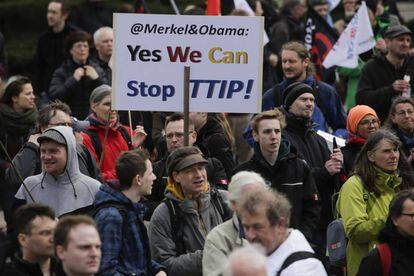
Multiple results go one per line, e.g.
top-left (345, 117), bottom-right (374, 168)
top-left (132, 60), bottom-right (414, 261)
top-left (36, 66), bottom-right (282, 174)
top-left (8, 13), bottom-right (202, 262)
top-left (387, 96), bottom-right (414, 163)
top-left (144, 112), bottom-right (228, 220)
top-left (1, 203), bottom-right (58, 275)
top-left (357, 25), bottom-right (414, 122)
top-left (3, 101), bottom-right (102, 223)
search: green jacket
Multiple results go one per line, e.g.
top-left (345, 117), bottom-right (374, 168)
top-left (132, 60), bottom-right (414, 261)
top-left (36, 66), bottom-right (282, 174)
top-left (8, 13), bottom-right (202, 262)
top-left (337, 171), bottom-right (401, 276)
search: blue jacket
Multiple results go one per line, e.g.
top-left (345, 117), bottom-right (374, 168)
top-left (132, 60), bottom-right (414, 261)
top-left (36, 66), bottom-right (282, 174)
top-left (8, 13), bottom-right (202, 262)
top-left (262, 76), bottom-right (347, 137)
top-left (244, 76), bottom-right (347, 146)
top-left (94, 184), bottom-right (164, 276)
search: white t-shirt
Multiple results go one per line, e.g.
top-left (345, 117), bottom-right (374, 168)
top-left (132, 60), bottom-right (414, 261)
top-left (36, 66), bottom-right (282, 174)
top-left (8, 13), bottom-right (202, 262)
top-left (267, 229), bottom-right (327, 276)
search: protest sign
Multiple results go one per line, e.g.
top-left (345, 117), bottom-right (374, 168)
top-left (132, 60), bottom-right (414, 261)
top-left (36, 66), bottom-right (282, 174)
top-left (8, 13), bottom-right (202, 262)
top-left (112, 13), bottom-right (264, 113)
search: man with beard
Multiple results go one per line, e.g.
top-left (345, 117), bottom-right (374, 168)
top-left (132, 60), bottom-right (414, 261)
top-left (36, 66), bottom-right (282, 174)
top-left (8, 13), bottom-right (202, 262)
top-left (356, 25), bottom-right (414, 122)
top-left (280, 82), bottom-right (343, 268)
top-left (262, 41), bottom-right (347, 138)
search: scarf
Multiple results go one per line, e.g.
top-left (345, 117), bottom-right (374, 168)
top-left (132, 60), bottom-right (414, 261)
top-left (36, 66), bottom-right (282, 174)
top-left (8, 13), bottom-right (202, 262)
top-left (0, 103), bottom-right (37, 136)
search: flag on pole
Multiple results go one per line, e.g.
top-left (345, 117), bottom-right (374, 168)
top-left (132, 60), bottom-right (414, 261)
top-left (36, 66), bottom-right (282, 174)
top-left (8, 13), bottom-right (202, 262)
top-left (323, 1), bottom-right (375, 69)
top-left (233, 0), bottom-right (269, 45)
top-left (328, 0), bottom-right (341, 11)
top-left (305, 7), bottom-right (338, 82)
top-left (206, 0), bottom-right (221, 15)
top-left (233, 0), bottom-right (254, 15)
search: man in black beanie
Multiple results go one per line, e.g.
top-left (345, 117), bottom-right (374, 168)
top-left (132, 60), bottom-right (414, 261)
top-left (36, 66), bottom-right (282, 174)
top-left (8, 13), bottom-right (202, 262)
top-left (281, 81), bottom-right (343, 270)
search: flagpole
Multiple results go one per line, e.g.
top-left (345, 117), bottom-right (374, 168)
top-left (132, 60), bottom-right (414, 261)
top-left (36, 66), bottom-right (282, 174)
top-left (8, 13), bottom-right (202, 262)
top-left (169, 0), bottom-right (180, 15)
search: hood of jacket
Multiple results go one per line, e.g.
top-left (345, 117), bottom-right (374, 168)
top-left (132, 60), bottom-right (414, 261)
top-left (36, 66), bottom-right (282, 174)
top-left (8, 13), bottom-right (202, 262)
top-left (41, 126), bottom-right (81, 181)
top-left (17, 126), bottom-right (101, 217)
top-left (252, 138), bottom-right (293, 168)
top-left (94, 183), bottom-right (146, 217)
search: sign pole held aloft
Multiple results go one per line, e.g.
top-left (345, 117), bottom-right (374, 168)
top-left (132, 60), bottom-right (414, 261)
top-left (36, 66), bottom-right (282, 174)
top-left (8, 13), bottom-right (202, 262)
top-left (184, 66), bottom-right (190, 146)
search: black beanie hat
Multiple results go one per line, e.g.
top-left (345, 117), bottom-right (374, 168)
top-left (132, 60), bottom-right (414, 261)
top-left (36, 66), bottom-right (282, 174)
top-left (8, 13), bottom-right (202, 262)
top-left (282, 82), bottom-right (314, 110)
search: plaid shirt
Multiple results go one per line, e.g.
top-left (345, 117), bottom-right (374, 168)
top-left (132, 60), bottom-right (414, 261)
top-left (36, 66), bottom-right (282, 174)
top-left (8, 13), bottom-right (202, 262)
top-left (94, 184), bottom-right (164, 275)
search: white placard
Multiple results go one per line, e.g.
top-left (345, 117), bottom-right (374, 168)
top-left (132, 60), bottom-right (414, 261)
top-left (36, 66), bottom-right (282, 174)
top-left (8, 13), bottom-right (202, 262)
top-left (112, 13), bottom-right (263, 113)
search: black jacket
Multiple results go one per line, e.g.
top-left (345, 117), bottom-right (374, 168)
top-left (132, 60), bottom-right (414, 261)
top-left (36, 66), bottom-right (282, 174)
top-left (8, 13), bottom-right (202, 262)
top-left (341, 135), bottom-right (366, 177)
top-left (195, 119), bottom-right (235, 178)
top-left (356, 54), bottom-right (414, 122)
top-left (1, 253), bottom-right (58, 276)
top-left (390, 124), bottom-right (414, 159)
top-left (233, 140), bottom-right (321, 240)
top-left (144, 155), bottom-right (228, 220)
top-left (34, 24), bottom-right (76, 95)
top-left (357, 220), bottom-right (414, 276)
top-left (48, 58), bottom-right (108, 119)
top-left (282, 111), bottom-right (335, 228)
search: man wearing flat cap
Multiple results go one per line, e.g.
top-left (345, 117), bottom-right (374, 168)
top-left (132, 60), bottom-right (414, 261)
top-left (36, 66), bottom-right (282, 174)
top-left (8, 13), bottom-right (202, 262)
top-left (357, 24), bottom-right (414, 122)
top-left (280, 82), bottom-right (343, 268)
top-left (149, 146), bottom-right (230, 276)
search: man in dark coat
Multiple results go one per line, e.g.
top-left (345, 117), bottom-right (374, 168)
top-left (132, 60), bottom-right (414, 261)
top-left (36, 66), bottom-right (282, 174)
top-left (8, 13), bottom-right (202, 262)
top-left (280, 82), bottom-right (343, 265)
top-left (34, 0), bottom-right (76, 102)
top-left (233, 108), bottom-right (321, 241)
top-left (356, 25), bottom-right (414, 122)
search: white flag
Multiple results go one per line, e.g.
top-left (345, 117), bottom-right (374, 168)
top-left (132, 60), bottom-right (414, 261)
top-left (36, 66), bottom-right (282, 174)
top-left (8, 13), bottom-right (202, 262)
top-left (328, 0), bottom-right (341, 11)
top-left (323, 1), bottom-right (375, 69)
top-left (233, 0), bottom-right (269, 45)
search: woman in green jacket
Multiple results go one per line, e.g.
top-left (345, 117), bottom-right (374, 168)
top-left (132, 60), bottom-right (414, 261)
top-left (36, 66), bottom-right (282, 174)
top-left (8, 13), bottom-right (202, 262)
top-left (337, 129), bottom-right (414, 276)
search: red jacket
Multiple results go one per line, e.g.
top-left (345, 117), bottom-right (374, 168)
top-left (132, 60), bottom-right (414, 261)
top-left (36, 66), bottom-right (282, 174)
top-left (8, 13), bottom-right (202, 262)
top-left (82, 115), bottom-right (131, 181)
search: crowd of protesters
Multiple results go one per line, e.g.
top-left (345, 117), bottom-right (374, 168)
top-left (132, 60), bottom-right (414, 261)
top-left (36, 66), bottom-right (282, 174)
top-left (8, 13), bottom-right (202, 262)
top-left (0, 0), bottom-right (414, 275)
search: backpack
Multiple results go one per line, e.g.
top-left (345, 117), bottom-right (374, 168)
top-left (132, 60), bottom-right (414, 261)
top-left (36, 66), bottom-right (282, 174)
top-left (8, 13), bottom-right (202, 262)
top-left (377, 243), bottom-right (391, 276)
top-left (326, 218), bottom-right (347, 267)
top-left (327, 189), bottom-right (372, 267)
top-left (90, 202), bottom-right (129, 238)
top-left (276, 251), bottom-right (317, 276)
top-left (163, 187), bottom-right (232, 255)
top-left (84, 126), bottom-right (131, 160)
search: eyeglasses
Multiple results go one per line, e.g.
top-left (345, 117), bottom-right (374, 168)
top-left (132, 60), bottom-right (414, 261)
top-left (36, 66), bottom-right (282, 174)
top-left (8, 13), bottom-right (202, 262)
top-left (395, 110), bottom-right (414, 117)
top-left (401, 213), bottom-right (414, 220)
top-left (48, 122), bottom-right (73, 127)
top-left (359, 119), bottom-right (379, 126)
top-left (165, 131), bottom-right (194, 140)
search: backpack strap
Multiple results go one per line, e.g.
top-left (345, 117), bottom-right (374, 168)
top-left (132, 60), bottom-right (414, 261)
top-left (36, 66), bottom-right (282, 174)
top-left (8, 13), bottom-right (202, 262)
top-left (163, 198), bottom-right (186, 256)
top-left (92, 202), bottom-right (129, 239)
top-left (377, 243), bottom-right (391, 276)
top-left (84, 130), bottom-right (102, 160)
top-left (119, 126), bottom-right (132, 150)
top-left (210, 186), bottom-right (232, 222)
top-left (85, 126), bottom-right (132, 160)
top-left (276, 251), bottom-right (316, 276)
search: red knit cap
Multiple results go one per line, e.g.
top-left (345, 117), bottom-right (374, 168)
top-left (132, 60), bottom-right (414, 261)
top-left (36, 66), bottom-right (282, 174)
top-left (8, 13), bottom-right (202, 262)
top-left (346, 105), bottom-right (380, 135)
